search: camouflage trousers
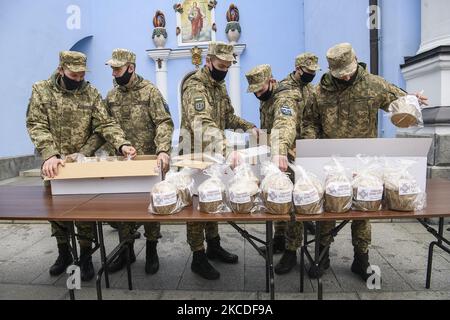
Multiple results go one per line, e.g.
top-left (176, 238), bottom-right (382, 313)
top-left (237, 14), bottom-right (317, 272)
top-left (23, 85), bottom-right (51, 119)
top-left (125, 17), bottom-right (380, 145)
top-left (187, 222), bottom-right (219, 252)
top-left (51, 221), bottom-right (95, 247)
top-left (319, 220), bottom-right (371, 253)
top-left (111, 222), bottom-right (161, 242)
top-left (285, 221), bottom-right (304, 251)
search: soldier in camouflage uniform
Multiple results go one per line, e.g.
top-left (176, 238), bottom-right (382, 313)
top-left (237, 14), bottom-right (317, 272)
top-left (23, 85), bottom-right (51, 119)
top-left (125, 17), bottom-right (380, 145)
top-left (179, 41), bottom-right (258, 280)
top-left (100, 49), bottom-right (174, 275)
top-left (245, 64), bottom-right (306, 275)
top-left (26, 51), bottom-right (137, 281)
top-left (259, 54), bottom-right (320, 257)
top-left (302, 43), bottom-right (428, 281)
top-left (275, 53), bottom-right (321, 274)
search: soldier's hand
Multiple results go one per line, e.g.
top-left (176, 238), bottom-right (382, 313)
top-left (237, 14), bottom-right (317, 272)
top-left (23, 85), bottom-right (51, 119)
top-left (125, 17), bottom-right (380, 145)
top-left (121, 145), bottom-right (137, 159)
top-left (156, 152), bottom-right (170, 174)
top-left (227, 150), bottom-right (243, 169)
top-left (251, 127), bottom-right (263, 140)
top-left (414, 92), bottom-right (429, 106)
top-left (272, 155), bottom-right (288, 172)
top-left (42, 156), bottom-right (65, 179)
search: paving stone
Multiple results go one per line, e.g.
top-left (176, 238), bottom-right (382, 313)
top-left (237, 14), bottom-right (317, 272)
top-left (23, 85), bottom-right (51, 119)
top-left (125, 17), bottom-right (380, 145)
top-left (258, 291), bottom-right (359, 300)
top-left (0, 224), bottom-right (48, 261)
top-left (399, 269), bottom-right (450, 291)
top-left (69, 287), bottom-right (162, 300)
top-left (160, 290), bottom-right (258, 300)
top-left (358, 290), bottom-right (450, 300)
top-left (0, 283), bottom-right (66, 300)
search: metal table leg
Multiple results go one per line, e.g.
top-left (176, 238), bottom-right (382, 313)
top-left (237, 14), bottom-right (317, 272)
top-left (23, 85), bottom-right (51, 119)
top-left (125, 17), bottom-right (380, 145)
top-left (68, 222), bottom-right (78, 301)
top-left (125, 241), bottom-right (133, 290)
top-left (227, 221), bottom-right (273, 299)
top-left (265, 222), bottom-right (270, 294)
top-left (299, 222), bottom-right (308, 293)
top-left (266, 221), bottom-right (275, 300)
top-left (418, 218), bottom-right (450, 289)
top-left (315, 222), bottom-right (323, 300)
top-left (95, 237), bottom-right (134, 299)
top-left (97, 222), bottom-right (110, 288)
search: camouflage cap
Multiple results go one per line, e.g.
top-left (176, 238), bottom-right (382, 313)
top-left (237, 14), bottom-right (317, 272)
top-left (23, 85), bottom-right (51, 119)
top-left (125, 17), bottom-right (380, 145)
top-left (326, 43), bottom-right (358, 78)
top-left (59, 51), bottom-right (88, 72)
top-left (105, 48), bottom-right (136, 68)
top-left (207, 41), bottom-right (236, 63)
top-left (296, 53), bottom-right (320, 71)
top-left (245, 64), bottom-right (272, 93)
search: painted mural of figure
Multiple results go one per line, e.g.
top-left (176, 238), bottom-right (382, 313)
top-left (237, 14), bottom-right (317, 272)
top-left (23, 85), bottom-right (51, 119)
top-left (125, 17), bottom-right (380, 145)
top-left (188, 2), bottom-right (204, 40)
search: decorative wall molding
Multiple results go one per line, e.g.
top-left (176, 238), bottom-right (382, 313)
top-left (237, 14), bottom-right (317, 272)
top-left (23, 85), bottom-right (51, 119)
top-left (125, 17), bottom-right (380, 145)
top-left (146, 44), bottom-right (246, 116)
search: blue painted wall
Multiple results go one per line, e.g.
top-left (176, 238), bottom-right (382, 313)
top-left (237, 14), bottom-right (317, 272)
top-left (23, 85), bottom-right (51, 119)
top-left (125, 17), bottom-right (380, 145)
top-left (0, 0), bottom-right (93, 157)
top-left (84, 0), bottom-right (304, 135)
top-left (0, 0), bottom-right (421, 157)
top-left (304, 0), bottom-right (371, 81)
top-left (378, 0), bottom-right (421, 137)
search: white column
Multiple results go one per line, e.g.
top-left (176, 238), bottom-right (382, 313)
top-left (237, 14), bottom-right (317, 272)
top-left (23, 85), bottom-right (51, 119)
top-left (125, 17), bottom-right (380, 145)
top-left (147, 49), bottom-right (171, 100)
top-left (228, 55), bottom-right (241, 116)
top-left (402, 0), bottom-right (450, 107)
top-left (228, 44), bottom-right (246, 117)
top-left (418, 0), bottom-right (450, 54)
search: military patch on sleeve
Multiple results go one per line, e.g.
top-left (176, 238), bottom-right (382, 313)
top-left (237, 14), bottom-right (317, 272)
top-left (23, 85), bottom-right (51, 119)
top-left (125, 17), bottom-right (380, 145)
top-left (194, 97), bottom-right (205, 112)
top-left (280, 106), bottom-right (293, 116)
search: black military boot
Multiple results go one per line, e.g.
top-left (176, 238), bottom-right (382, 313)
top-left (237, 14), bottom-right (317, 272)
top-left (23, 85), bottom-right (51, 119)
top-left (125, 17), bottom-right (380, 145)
top-left (273, 235), bottom-right (286, 254)
top-left (107, 240), bottom-right (136, 273)
top-left (49, 243), bottom-right (73, 276)
top-left (274, 249), bottom-right (297, 275)
top-left (79, 245), bottom-right (95, 282)
top-left (206, 236), bottom-right (238, 264)
top-left (259, 235), bottom-right (286, 255)
top-left (308, 245), bottom-right (331, 279)
top-left (351, 250), bottom-right (374, 282)
top-left (132, 223), bottom-right (142, 239)
top-left (191, 249), bottom-right (220, 280)
top-left (145, 240), bottom-right (159, 274)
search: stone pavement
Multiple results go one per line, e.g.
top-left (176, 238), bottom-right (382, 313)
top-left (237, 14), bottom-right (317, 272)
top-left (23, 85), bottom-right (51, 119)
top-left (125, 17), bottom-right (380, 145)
top-left (0, 177), bottom-right (449, 300)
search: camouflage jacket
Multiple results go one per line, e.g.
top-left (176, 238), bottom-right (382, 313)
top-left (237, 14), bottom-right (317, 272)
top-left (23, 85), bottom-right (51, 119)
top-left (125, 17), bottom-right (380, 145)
top-left (279, 72), bottom-right (316, 140)
top-left (99, 74), bottom-right (174, 155)
top-left (179, 66), bottom-right (255, 155)
top-left (259, 82), bottom-right (301, 156)
top-left (302, 63), bottom-right (407, 139)
top-left (26, 73), bottom-right (130, 161)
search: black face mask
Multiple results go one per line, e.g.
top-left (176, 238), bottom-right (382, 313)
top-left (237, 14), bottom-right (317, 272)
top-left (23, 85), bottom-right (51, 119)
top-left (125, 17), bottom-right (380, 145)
top-left (115, 66), bottom-right (133, 86)
top-left (62, 74), bottom-right (83, 91)
top-left (333, 68), bottom-right (358, 86)
top-left (255, 84), bottom-right (273, 102)
top-left (209, 63), bottom-right (228, 82)
top-left (300, 69), bottom-right (315, 84)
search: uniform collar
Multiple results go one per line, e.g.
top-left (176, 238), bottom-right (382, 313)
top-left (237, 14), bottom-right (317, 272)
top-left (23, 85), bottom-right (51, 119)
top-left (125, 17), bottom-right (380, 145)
top-left (200, 66), bottom-right (225, 87)
top-left (50, 72), bottom-right (88, 94)
top-left (116, 73), bottom-right (144, 92)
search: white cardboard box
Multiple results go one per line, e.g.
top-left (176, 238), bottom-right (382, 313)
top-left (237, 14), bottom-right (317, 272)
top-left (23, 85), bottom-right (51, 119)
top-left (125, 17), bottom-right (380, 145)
top-left (295, 138), bottom-right (432, 192)
top-left (47, 155), bottom-right (161, 195)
